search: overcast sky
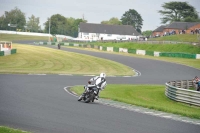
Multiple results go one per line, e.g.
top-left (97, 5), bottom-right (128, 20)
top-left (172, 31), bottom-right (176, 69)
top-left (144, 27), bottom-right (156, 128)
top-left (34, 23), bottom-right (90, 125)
top-left (0, 0), bottom-right (199, 31)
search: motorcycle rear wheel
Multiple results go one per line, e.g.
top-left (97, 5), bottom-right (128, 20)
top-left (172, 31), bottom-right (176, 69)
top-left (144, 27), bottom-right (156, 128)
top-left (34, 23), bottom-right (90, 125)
top-left (85, 93), bottom-right (92, 103)
top-left (85, 97), bottom-right (90, 103)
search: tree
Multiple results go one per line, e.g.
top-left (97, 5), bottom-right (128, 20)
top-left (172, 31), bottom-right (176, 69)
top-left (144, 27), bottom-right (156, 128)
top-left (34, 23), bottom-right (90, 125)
top-left (44, 14), bottom-right (66, 35)
top-left (65, 17), bottom-right (87, 37)
top-left (44, 14), bottom-right (87, 37)
top-left (101, 17), bottom-right (122, 25)
top-left (73, 18), bottom-right (87, 37)
top-left (0, 15), bottom-right (5, 30)
top-left (183, 16), bottom-right (200, 22)
top-left (158, 2), bottom-right (199, 24)
top-left (142, 30), bottom-right (153, 37)
top-left (0, 7), bottom-right (26, 30)
top-left (121, 9), bottom-right (143, 33)
top-left (26, 15), bottom-right (41, 32)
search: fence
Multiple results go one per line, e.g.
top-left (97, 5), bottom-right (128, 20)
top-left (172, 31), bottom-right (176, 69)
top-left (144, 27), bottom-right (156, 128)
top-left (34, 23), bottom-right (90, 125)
top-left (165, 80), bottom-right (200, 106)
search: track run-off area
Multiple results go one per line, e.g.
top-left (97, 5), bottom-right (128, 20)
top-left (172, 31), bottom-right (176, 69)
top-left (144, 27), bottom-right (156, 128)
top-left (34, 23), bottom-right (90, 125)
top-left (0, 41), bottom-right (200, 133)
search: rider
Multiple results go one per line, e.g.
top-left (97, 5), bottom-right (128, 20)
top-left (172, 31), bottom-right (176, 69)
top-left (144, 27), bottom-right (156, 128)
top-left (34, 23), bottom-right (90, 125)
top-left (58, 43), bottom-right (60, 49)
top-left (193, 76), bottom-right (200, 91)
top-left (88, 73), bottom-right (107, 100)
top-left (79, 73), bottom-right (107, 101)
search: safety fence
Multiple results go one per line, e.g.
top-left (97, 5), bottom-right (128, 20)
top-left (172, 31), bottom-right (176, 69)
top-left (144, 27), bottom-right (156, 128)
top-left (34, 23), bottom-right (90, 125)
top-left (34, 42), bottom-right (200, 59)
top-left (165, 80), bottom-right (200, 106)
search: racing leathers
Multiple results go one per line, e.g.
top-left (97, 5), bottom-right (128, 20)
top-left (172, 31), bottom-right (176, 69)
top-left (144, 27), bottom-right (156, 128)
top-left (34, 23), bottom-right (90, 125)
top-left (88, 76), bottom-right (107, 99)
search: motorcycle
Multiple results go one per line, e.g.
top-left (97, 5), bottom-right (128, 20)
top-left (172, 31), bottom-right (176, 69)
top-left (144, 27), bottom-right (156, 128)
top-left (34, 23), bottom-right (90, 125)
top-left (78, 84), bottom-right (98, 103)
top-left (58, 43), bottom-right (61, 49)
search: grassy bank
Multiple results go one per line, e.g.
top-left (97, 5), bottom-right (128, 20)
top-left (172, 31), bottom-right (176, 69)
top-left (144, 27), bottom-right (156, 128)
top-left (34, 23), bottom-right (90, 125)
top-left (0, 44), bottom-right (134, 76)
top-left (0, 126), bottom-right (29, 133)
top-left (1, 33), bottom-right (199, 54)
top-left (66, 34), bottom-right (200, 54)
top-left (0, 33), bottom-right (48, 41)
top-left (149, 34), bottom-right (199, 42)
top-left (86, 42), bottom-right (200, 54)
top-left (65, 46), bottom-right (200, 69)
top-left (71, 84), bottom-right (200, 119)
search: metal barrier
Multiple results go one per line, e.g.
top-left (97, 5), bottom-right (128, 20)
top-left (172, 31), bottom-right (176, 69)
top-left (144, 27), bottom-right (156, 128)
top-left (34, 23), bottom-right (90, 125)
top-left (165, 80), bottom-right (200, 106)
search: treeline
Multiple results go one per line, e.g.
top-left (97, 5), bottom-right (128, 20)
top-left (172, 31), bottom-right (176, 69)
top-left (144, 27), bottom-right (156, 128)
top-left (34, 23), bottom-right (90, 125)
top-left (0, 1), bottom-right (199, 37)
top-left (43, 15), bottom-right (86, 37)
top-left (0, 7), bottom-right (86, 37)
top-left (0, 7), bottom-right (144, 37)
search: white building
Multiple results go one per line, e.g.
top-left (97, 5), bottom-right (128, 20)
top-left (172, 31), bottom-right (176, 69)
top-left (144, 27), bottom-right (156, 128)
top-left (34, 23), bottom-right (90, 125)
top-left (77, 23), bottom-right (140, 41)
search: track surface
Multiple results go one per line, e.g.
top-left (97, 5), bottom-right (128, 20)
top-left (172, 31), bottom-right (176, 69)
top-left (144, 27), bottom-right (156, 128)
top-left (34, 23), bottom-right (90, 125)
top-left (0, 42), bottom-right (200, 133)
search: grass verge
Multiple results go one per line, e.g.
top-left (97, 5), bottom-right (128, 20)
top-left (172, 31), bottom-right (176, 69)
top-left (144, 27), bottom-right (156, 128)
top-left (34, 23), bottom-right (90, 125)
top-left (0, 33), bottom-right (48, 41)
top-left (71, 84), bottom-right (200, 119)
top-left (65, 46), bottom-right (200, 69)
top-left (149, 34), bottom-right (200, 42)
top-left (87, 42), bottom-right (200, 54)
top-left (0, 126), bottom-right (30, 133)
top-left (0, 44), bottom-right (134, 76)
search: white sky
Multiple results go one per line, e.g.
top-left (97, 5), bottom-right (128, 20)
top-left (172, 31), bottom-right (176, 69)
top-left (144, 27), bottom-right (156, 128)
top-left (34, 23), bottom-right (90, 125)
top-left (0, 0), bottom-right (199, 31)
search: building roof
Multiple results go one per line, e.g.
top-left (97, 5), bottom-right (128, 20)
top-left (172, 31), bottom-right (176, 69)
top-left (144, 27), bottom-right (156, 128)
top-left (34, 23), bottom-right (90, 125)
top-left (165, 22), bottom-right (200, 30)
top-left (153, 25), bottom-right (166, 32)
top-left (79, 22), bottom-right (140, 36)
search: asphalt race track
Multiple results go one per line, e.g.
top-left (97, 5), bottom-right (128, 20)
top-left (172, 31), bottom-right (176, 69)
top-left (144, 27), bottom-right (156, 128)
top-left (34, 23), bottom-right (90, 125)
top-left (0, 42), bottom-right (200, 133)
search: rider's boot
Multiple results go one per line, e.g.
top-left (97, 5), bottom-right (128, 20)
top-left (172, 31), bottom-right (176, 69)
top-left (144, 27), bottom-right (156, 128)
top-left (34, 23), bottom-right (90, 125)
top-left (94, 91), bottom-right (99, 100)
top-left (95, 95), bottom-right (99, 100)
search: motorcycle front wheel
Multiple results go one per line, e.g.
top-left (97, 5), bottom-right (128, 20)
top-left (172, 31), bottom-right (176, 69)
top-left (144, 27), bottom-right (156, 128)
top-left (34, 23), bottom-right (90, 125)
top-left (78, 95), bottom-right (82, 101)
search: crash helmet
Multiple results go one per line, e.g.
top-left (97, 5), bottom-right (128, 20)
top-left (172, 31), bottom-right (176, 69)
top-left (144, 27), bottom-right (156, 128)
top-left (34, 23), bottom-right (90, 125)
top-left (100, 73), bottom-right (106, 78)
top-left (195, 76), bottom-right (199, 81)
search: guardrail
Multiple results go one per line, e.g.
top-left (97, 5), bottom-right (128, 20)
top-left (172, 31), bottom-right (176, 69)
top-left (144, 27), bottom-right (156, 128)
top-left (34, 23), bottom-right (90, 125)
top-left (165, 80), bottom-right (200, 106)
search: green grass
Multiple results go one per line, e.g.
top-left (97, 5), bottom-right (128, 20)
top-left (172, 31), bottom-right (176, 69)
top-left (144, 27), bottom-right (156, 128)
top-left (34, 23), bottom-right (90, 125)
top-left (0, 126), bottom-right (30, 133)
top-left (0, 44), bottom-right (134, 76)
top-left (86, 42), bottom-right (200, 54)
top-left (149, 34), bottom-right (200, 42)
top-left (71, 84), bottom-right (200, 119)
top-left (0, 33), bottom-right (48, 41)
top-left (1, 33), bottom-right (199, 53)
top-left (66, 34), bottom-right (200, 54)
top-left (66, 46), bottom-right (200, 69)
top-left (189, 87), bottom-right (196, 91)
